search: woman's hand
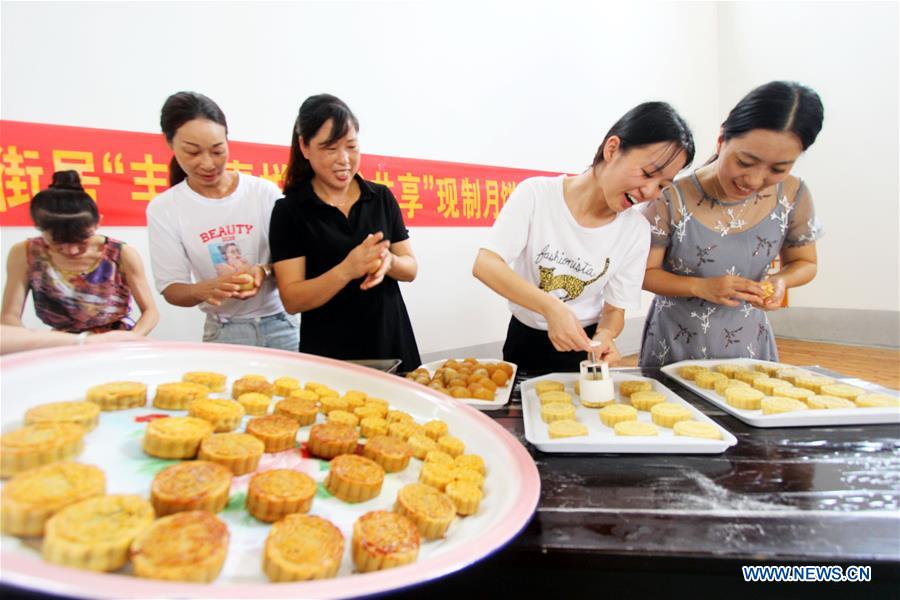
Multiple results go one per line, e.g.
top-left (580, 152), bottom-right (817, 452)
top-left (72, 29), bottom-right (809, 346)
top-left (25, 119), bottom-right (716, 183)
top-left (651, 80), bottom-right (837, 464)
top-left (193, 273), bottom-right (245, 306)
top-left (590, 328), bottom-right (621, 365)
top-left (85, 330), bottom-right (144, 345)
top-left (361, 247), bottom-right (393, 290)
top-left (544, 299), bottom-right (592, 352)
top-left (695, 275), bottom-right (765, 307)
top-left (756, 275), bottom-right (787, 311)
top-left (341, 232), bottom-right (390, 282)
top-left (233, 265), bottom-right (267, 300)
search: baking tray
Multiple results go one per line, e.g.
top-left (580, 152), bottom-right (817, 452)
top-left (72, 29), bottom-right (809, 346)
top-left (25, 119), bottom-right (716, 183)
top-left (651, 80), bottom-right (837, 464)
top-left (661, 359), bottom-right (900, 428)
top-left (416, 358), bottom-right (518, 412)
top-left (521, 372), bottom-right (737, 454)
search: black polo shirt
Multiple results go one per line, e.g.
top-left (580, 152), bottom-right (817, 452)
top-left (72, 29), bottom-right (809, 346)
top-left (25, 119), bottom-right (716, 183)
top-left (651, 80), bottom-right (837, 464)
top-left (269, 175), bottom-right (421, 371)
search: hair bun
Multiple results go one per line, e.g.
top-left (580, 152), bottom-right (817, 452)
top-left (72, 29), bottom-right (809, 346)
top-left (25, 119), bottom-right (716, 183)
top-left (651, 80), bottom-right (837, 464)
top-left (49, 170), bottom-right (84, 191)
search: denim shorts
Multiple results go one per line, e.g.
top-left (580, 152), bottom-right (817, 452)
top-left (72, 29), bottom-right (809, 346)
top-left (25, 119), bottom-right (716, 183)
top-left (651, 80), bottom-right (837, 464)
top-left (202, 311), bottom-right (299, 351)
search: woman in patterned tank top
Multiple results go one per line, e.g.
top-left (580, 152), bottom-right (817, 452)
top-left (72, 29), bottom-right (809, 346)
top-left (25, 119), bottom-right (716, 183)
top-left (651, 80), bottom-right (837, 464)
top-left (1, 171), bottom-right (159, 336)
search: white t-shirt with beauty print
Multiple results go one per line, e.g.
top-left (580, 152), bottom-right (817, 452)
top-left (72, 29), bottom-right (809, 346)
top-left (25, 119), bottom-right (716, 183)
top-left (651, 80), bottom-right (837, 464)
top-left (481, 175), bottom-right (650, 330)
top-left (146, 173), bottom-right (286, 320)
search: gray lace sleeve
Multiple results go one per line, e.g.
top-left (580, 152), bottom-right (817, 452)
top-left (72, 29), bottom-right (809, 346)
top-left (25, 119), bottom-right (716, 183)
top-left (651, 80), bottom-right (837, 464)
top-left (784, 179), bottom-right (823, 247)
top-left (641, 190), bottom-right (673, 248)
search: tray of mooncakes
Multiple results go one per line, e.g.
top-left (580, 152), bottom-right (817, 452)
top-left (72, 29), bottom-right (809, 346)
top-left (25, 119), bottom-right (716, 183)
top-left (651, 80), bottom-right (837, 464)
top-left (520, 371), bottom-right (737, 453)
top-left (661, 358), bottom-right (900, 428)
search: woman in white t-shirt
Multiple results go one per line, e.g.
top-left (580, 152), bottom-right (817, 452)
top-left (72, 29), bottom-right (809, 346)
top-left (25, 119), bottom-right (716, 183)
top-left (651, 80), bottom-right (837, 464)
top-left (146, 92), bottom-right (299, 349)
top-left (473, 102), bottom-right (695, 372)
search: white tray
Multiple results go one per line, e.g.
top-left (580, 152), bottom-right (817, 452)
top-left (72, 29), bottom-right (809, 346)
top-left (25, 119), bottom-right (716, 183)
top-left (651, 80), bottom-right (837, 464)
top-left (521, 372), bottom-right (737, 454)
top-left (0, 343), bottom-right (540, 599)
top-left (416, 359), bottom-right (517, 411)
top-left (661, 359), bottom-right (900, 428)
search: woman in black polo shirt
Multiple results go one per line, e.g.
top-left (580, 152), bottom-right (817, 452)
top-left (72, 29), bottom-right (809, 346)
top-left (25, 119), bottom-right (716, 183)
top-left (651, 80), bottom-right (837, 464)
top-left (269, 94), bottom-right (421, 371)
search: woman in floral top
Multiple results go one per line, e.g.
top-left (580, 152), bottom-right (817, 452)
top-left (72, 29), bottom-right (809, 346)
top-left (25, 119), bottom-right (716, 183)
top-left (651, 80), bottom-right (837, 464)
top-left (639, 81), bottom-right (824, 366)
top-left (1, 171), bottom-right (158, 336)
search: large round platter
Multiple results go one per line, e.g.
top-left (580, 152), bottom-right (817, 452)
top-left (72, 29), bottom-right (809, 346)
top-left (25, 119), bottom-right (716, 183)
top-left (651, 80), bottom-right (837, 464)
top-left (0, 342), bottom-right (540, 598)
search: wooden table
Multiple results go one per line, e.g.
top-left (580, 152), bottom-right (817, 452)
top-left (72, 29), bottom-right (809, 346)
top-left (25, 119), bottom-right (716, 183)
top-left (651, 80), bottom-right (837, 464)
top-left (396, 366), bottom-right (900, 598)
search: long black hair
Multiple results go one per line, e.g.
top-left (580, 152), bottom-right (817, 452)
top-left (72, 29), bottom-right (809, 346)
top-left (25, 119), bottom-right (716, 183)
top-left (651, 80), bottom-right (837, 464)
top-left (283, 94), bottom-right (359, 193)
top-left (160, 92), bottom-right (228, 186)
top-left (592, 101), bottom-right (695, 171)
top-left (721, 81), bottom-right (824, 150)
top-left (30, 171), bottom-right (99, 243)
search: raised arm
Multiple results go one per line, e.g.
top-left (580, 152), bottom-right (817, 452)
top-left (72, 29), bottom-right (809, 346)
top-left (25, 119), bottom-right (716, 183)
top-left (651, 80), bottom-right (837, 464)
top-left (760, 243), bottom-right (817, 310)
top-left (275, 232), bottom-right (389, 313)
top-left (472, 248), bottom-right (592, 352)
top-left (360, 239), bottom-right (417, 290)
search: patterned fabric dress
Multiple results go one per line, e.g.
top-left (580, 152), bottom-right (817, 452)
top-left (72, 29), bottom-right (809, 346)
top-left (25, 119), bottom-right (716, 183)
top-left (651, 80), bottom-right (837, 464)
top-left (639, 173), bottom-right (822, 367)
top-left (26, 236), bottom-right (135, 333)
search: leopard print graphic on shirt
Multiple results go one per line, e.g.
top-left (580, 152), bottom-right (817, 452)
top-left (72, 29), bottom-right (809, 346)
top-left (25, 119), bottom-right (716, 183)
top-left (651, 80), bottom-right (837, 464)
top-left (538, 258), bottom-right (610, 302)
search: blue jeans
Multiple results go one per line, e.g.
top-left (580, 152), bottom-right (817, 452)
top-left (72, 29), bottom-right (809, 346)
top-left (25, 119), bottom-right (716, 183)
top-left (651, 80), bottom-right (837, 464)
top-left (203, 311), bottom-right (299, 351)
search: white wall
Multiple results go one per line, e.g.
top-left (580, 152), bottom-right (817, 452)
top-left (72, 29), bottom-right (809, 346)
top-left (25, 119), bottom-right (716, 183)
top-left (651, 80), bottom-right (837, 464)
top-left (717, 1), bottom-right (899, 312)
top-left (2, 1), bottom-right (896, 352)
top-left (0, 0), bottom-right (719, 351)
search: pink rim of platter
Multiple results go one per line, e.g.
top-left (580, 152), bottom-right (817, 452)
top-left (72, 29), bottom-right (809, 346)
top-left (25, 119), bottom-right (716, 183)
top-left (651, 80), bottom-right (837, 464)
top-left (0, 342), bottom-right (541, 599)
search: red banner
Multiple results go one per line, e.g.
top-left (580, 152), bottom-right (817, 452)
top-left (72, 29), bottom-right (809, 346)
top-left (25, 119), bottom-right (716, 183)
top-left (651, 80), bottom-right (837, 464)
top-left (0, 120), bottom-right (560, 227)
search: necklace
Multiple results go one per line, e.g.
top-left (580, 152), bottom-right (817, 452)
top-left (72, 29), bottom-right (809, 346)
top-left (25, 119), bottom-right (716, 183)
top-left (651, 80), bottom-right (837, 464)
top-left (312, 179), bottom-right (354, 209)
top-left (694, 173), bottom-right (761, 237)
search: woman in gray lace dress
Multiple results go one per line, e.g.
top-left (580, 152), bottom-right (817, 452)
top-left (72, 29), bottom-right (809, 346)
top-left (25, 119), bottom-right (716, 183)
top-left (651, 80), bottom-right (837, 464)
top-left (639, 81), bottom-right (825, 366)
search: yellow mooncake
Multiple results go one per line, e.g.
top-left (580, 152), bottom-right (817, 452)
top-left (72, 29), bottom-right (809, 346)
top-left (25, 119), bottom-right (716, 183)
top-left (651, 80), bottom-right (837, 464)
top-left (247, 469), bottom-right (317, 521)
top-left (598, 404), bottom-right (638, 427)
top-left (130, 510), bottom-right (229, 582)
top-left (85, 381), bottom-right (147, 410)
top-left (43, 494), bottom-right (154, 572)
top-left (618, 380), bottom-right (653, 397)
top-left (188, 398), bottom-right (246, 432)
top-left (629, 390), bottom-right (666, 411)
top-left (142, 416), bottom-right (213, 459)
top-left (150, 461), bottom-right (232, 516)
top-left (274, 397), bottom-right (319, 426)
top-left (182, 371), bottom-right (226, 392)
top-left (198, 432), bottom-right (265, 475)
top-left (153, 382), bottom-right (209, 410)
top-left (650, 403), bottom-right (692, 428)
top-left (24, 401), bottom-right (100, 431)
top-left (761, 396), bottom-right (810, 415)
top-left (394, 483), bottom-right (455, 540)
top-left (363, 435), bottom-right (412, 473)
top-left (1, 423), bottom-right (85, 478)
top-left (325, 454), bottom-right (385, 503)
top-left (246, 414), bottom-right (300, 453)
top-left (307, 423), bottom-right (359, 459)
top-left (1, 461), bottom-right (105, 536)
top-left (672, 421), bottom-right (721, 439)
top-left (265, 513), bottom-right (344, 581)
top-left (352, 510), bottom-right (419, 573)
top-left (444, 480), bottom-right (483, 516)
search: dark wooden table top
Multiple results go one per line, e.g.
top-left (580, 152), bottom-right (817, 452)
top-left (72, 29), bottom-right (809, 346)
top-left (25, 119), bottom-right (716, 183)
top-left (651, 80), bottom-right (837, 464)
top-left (393, 366), bottom-right (900, 598)
top-left (495, 367), bottom-right (899, 561)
